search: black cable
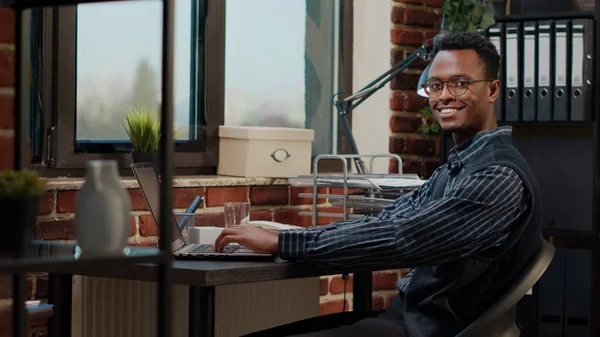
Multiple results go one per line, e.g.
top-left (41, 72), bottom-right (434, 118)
top-left (342, 273), bottom-right (349, 312)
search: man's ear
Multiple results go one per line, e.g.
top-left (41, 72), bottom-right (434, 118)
top-left (489, 80), bottom-right (500, 103)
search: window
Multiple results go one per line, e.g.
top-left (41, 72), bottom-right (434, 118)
top-left (29, 0), bottom-right (353, 176)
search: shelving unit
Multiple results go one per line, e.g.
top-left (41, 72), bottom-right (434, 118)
top-left (0, 0), bottom-right (176, 336)
top-left (440, 8), bottom-right (600, 337)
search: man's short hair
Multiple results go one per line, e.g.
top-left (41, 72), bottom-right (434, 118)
top-left (432, 32), bottom-right (501, 80)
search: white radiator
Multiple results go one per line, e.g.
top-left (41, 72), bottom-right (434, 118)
top-left (71, 276), bottom-right (320, 337)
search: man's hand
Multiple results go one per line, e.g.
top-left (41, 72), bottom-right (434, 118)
top-left (214, 225), bottom-right (279, 254)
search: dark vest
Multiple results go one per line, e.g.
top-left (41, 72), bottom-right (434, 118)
top-left (402, 133), bottom-right (543, 337)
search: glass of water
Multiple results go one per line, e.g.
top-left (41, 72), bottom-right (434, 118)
top-left (224, 202), bottom-right (250, 227)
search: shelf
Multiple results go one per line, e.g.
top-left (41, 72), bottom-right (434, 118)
top-left (0, 0), bottom-right (151, 9)
top-left (0, 242), bottom-right (168, 273)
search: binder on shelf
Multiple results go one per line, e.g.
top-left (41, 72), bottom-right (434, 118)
top-left (522, 23), bottom-right (536, 121)
top-left (488, 24), bottom-right (504, 122)
top-left (537, 21), bottom-right (552, 121)
top-left (537, 248), bottom-right (565, 337)
top-left (564, 249), bottom-right (591, 337)
top-left (570, 19), bottom-right (593, 121)
top-left (504, 23), bottom-right (520, 122)
top-left (553, 21), bottom-right (569, 121)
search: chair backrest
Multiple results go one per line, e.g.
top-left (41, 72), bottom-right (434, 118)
top-left (455, 238), bottom-right (555, 337)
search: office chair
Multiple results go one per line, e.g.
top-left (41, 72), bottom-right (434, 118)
top-left (455, 238), bottom-right (555, 337)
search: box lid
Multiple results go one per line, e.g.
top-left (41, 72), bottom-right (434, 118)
top-left (219, 126), bottom-right (315, 141)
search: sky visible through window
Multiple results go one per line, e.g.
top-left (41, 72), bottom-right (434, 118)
top-left (75, 0), bottom-right (309, 142)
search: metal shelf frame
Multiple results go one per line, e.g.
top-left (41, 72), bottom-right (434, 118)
top-left (0, 0), bottom-right (176, 336)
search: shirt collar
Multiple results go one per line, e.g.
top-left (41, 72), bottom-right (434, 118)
top-left (447, 126), bottom-right (513, 174)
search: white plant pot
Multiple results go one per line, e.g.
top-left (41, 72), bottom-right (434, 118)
top-left (75, 160), bottom-right (131, 256)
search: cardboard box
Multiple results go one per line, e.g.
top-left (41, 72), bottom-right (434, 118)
top-left (217, 126), bottom-right (315, 178)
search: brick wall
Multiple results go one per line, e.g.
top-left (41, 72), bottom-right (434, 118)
top-left (0, 7), bottom-right (48, 337)
top-left (389, 0), bottom-right (443, 178)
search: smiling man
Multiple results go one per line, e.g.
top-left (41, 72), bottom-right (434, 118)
top-left (215, 32), bottom-right (543, 337)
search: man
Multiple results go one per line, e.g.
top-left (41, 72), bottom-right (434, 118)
top-left (215, 32), bottom-right (543, 337)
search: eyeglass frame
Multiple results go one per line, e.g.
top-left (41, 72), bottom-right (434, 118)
top-left (420, 76), bottom-right (494, 98)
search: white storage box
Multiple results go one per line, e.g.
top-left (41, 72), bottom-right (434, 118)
top-left (217, 126), bottom-right (315, 178)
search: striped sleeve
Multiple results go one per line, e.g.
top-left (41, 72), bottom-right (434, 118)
top-left (278, 165), bottom-right (524, 271)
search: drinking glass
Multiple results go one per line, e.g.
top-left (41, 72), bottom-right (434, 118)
top-left (224, 202), bottom-right (250, 227)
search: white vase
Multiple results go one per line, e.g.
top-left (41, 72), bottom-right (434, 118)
top-left (75, 160), bottom-right (131, 256)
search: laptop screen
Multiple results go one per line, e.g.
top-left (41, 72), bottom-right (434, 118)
top-left (130, 163), bottom-right (185, 251)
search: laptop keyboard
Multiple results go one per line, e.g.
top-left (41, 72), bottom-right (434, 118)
top-left (186, 244), bottom-right (240, 254)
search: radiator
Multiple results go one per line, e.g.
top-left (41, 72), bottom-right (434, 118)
top-left (71, 276), bottom-right (320, 337)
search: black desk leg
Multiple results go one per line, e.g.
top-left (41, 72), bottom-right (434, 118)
top-left (48, 273), bottom-right (73, 337)
top-left (189, 285), bottom-right (215, 337)
top-left (353, 272), bottom-right (373, 312)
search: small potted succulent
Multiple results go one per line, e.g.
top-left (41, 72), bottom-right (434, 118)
top-left (0, 169), bottom-right (46, 255)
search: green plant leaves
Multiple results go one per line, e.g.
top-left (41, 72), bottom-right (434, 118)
top-left (0, 169), bottom-right (46, 198)
top-left (442, 0), bottom-right (497, 33)
top-left (123, 106), bottom-right (161, 153)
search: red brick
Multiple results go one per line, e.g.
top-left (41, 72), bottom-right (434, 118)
top-left (402, 158), bottom-right (422, 175)
top-left (37, 192), bottom-right (54, 215)
top-left (391, 49), bottom-right (428, 69)
top-left (205, 187), bottom-right (247, 207)
top-left (250, 210), bottom-right (271, 221)
top-left (390, 91), bottom-right (403, 111)
top-left (0, 94), bottom-right (13, 130)
top-left (56, 191), bottom-right (76, 213)
top-left (404, 92), bottom-right (429, 111)
top-left (391, 28), bottom-right (424, 46)
top-left (34, 277), bottom-right (47, 298)
top-left (173, 187), bottom-right (205, 209)
top-left (405, 137), bottom-right (437, 155)
top-left (330, 274), bottom-right (353, 294)
top-left (250, 186), bottom-right (289, 206)
top-left (130, 215), bottom-right (136, 237)
top-left (373, 272), bottom-right (399, 290)
top-left (404, 8), bottom-right (441, 26)
top-left (0, 275), bottom-right (33, 298)
top-left (128, 189), bottom-right (148, 211)
top-left (389, 158), bottom-right (399, 174)
top-left (390, 113), bottom-right (422, 133)
top-left (391, 72), bottom-right (421, 91)
top-left (273, 209), bottom-right (312, 227)
top-left (35, 218), bottom-right (75, 240)
top-left (394, 0), bottom-right (422, 4)
top-left (131, 241), bottom-right (157, 247)
top-left (372, 296), bottom-right (385, 311)
top-left (389, 137), bottom-right (405, 154)
top-left (0, 49), bottom-right (14, 88)
top-left (195, 212), bottom-right (225, 227)
top-left (424, 29), bottom-right (440, 41)
top-left (319, 299), bottom-right (349, 316)
top-left (424, 0), bottom-right (443, 7)
top-left (0, 9), bottom-right (14, 44)
top-left (290, 187), bottom-right (326, 205)
top-left (0, 135), bottom-right (13, 170)
top-left (391, 6), bottom-right (405, 23)
top-left (385, 293), bottom-right (399, 307)
top-left (139, 214), bottom-right (159, 236)
top-left (320, 278), bottom-right (329, 296)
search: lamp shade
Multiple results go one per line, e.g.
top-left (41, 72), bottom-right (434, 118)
top-left (416, 63), bottom-right (430, 98)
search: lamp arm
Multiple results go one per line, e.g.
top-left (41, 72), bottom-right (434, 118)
top-left (333, 42), bottom-right (431, 175)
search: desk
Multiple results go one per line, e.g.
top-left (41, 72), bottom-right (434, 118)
top-left (49, 258), bottom-right (374, 337)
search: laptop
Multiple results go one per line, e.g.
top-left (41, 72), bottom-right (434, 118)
top-left (130, 162), bottom-right (275, 261)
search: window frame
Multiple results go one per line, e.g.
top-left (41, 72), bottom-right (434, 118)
top-left (31, 0), bottom-right (353, 177)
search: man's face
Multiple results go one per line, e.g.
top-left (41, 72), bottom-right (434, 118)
top-left (426, 49), bottom-right (499, 134)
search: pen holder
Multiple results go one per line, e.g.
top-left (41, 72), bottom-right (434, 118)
top-left (174, 212), bottom-right (196, 243)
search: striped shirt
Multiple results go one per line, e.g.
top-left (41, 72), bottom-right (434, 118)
top-left (278, 127), bottom-right (526, 289)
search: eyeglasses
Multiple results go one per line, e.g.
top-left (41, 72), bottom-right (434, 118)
top-left (421, 77), bottom-right (492, 98)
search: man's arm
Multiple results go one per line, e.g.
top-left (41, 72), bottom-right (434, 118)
top-left (278, 165), bottom-right (524, 271)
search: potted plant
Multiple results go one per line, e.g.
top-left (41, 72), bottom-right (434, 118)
top-left (0, 169), bottom-right (46, 255)
top-left (124, 105), bottom-right (162, 166)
